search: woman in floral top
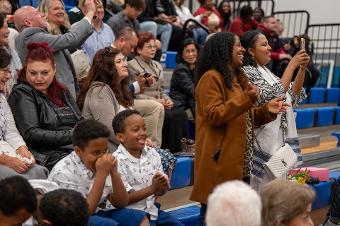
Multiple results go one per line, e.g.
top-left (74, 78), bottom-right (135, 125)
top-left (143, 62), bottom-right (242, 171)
top-left (241, 30), bottom-right (310, 190)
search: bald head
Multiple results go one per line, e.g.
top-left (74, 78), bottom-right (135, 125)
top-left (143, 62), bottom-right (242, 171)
top-left (14, 6), bottom-right (47, 32)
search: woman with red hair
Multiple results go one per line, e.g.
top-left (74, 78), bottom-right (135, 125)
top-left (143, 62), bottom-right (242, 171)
top-left (8, 42), bottom-right (81, 171)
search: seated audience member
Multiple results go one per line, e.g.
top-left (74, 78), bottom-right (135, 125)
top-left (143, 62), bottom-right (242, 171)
top-left (137, 0), bottom-right (172, 53)
top-left (257, 16), bottom-right (291, 74)
top-left (8, 43), bottom-right (82, 171)
top-left (0, 176), bottom-right (37, 226)
top-left (82, 3), bottom-right (115, 63)
top-left (112, 109), bottom-right (184, 226)
top-left (128, 32), bottom-right (189, 153)
top-left (0, 12), bottom-right (22, 96)
top-left (174, 0), bottom-right (208, 45)
top-left (107, 0), bottom-right (145, 36)
top-left (0, 47), bottom-right (48, 180)
top-left (36, 189), bottom-right (89, 226)
top-left (112, 28), bottom-right (165, 148)
top-left (169, 38), bottom-right (199, 118)
top-left (13, 1), bottom-right (95, 98)
top-left (193, 0), bottom-right (222, 33)
top-left (253, 7), bottom-right (265, 23)
top-left (77, 47), bottom-right (135, 152)
top-left (260, 179), bottom-right (315, 226)
top-left (49, 119), bottom-right (149, 226)
top-left (38, 0), bottom-right (70, 35)
top-left (217, 0), bottom-right (231, 31)
top-left (206, 180), bottom-right (262, 226)
top-left (229, 5), bottom-right (258, 37)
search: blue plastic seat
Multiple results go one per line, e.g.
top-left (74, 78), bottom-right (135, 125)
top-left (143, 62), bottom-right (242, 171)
top-left (165, 52), bottom-right (177, 69)
top-left (335, 107), bottom-right (340, 125)
top-left (316, 107), bottom-right (335, 127)
top-left (311, 181), bottom-right (333, 210)
top-left (310, 88), bottom-right (326, 104)
top-left (332, 131), bottom-right (340, 147)
top-left (326, 88), bottom-right (340, 103)
top-left (170, 157), bottom-right (194, 190)
top-left (168, 205), bottom-right (200, 226)
top-left (294, 108), bottom-right (315, 129)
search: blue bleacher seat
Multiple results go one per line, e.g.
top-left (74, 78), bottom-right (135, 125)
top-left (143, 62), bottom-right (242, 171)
top-left (310, 88), bottom-right (326, 104)
top-left (168, 205), bottom-right (200, 226)
top-left (316, 107), bottom-right (335, 127)
top-left (294, 108), bottom-right (315, 129)
top-left (326, 88), bottom-right (340, 103)
top-left (165, 52), bottom-right (177, 69)
top-left (336, 107), bottom-right (340, 125)
top-left (171, 157), bottom-right (194, 190)
top-left (331, 131), bottom-right (340, 147)
top-left (330, 171), bottom-right (340, 179)
top-left (311, 181), bottom-right (333, 210)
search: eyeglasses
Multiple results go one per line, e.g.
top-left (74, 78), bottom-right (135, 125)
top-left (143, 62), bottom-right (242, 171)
top-left (144, 44), bottom-right (157, 49)
top-left (0, 67), bottom-right (11, 74)
top-left (103, 46), bottom-right (115, 55)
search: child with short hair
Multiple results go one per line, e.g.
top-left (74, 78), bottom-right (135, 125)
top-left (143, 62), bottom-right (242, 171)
top-left (48, 119), bottom-right (149, 226)
top-left (112, 109), bottom-right (184, 226)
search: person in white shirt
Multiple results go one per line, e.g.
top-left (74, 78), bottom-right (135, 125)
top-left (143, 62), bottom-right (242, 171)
top-left (48, 119), bottom-right (149, 226)
top-left (112, 109), bottom-right (184, 226)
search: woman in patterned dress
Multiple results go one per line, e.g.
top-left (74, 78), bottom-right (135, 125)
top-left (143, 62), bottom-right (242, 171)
top-left (240, 30), bottom-right (310, 190)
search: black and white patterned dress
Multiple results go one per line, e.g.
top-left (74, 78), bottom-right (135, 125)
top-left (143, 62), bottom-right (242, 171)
top-left (243, 65), bottom-right (306, 190)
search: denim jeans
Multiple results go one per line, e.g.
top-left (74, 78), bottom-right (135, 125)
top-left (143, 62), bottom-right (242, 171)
top-left (139, 22), bottom-right (172, 52)
top-left (192, 27), bottom-right (208, 46)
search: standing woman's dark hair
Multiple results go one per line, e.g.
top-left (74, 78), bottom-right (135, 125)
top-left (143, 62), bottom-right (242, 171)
top-left (240, 30), bottom-right (262, 67)
top-left (195, 32), bottom-right (235, 88)
top-left (77, 47), bottom-right (133, 110)
top-left (176, 38), bottom-right (200, 64)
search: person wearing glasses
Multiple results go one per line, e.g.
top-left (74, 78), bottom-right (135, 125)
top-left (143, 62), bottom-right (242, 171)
top-left (8, 42), bottom-right (82, 171)
top-left (128, 32), bottom-right (188, 153)
top-left (0, 47), bottom-right (48, 180)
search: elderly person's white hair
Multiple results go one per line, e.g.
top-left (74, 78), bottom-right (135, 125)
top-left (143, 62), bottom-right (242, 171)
top-left (206, 180), bottom-right (262, 226)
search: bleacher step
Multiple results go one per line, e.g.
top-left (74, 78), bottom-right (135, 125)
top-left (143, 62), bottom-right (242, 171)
top-left (298, 134), bottom-right (321, 148)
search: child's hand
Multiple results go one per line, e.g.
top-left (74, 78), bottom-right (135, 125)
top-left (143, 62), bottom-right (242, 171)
top-left (151, 172), bottom-right (169, 195)
top-left (95, 154), bottom-right (115, 176)
top-left (110, 156), bottom-right (119, 175)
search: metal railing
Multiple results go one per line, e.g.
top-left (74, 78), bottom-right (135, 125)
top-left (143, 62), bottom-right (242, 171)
top-left (182, 18), bottom-right (210, 38)
top-left (308, 23), bottom-right (340, 87)
top-left (273, 10), bottom-right (310, 38)
top-left (226, 0), bottom-right (274, 17)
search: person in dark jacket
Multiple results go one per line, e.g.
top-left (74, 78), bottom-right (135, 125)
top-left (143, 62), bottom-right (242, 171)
top-left (8, 43), bottom-right (81, 171)
top-left (169, 38), bottom-right (199, 118)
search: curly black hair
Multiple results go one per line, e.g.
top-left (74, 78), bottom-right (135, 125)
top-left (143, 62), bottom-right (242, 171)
top-left (240, 30), bottom-right (262, 67)
top-left (195, 32), bottom-right (236, 89)
top-left (112, 109), bottom-right (141, 134)
top-left (0, 176), bottom-right (36, 216)
top-left (72, 119), bottom-right (110, 149)
top-left (40, 189), bottom-right (89, 226)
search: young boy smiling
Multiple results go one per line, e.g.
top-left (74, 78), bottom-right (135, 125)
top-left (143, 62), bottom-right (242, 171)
top-left (48, 119), bottom-right (149, 226)
top-left (112, 110), bottom-right (184, 226)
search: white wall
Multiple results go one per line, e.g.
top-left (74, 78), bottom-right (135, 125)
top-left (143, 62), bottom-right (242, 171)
top-left (274, 0), bottom-right (340, 24)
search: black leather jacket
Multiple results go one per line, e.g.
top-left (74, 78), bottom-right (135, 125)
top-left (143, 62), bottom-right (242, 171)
top-left (169, 63), bottom-right (196, 116)
top-left (8, 83), bottom-right (81, 167)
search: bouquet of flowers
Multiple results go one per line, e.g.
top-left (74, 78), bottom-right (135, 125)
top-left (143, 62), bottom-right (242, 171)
top-left (288, 168), bottom-right (320, 185)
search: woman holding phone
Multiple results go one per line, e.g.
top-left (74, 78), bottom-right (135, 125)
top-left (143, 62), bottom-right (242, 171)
top-left (241, 30), bottom-right (310, 190)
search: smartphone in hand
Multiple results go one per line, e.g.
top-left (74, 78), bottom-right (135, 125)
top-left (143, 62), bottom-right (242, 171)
top-left (300, 38), bottom-right (305, 51)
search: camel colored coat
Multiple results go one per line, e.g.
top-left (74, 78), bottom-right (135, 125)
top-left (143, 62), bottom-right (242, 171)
top-left (190, 69), bottom-right (276, 204)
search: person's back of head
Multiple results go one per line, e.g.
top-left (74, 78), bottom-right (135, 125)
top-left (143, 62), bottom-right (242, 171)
top-left (206, 180), bottom-right (262, 226)
top-left (124, 0), bottom-right (146, 12)
top-left (0, 176), bottom-right (37, 225)
top-left (239, 5), bottom-right (253, 22)
top-left (260, 179), bottom-right (315, 226)
top-left (13, 6), bottom-right (47, 32)
top-left (38, 189), bottom-right (89, 226)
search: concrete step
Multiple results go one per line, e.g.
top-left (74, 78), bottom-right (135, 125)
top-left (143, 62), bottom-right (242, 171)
top-left (298, 134), bottom-right (321, 148)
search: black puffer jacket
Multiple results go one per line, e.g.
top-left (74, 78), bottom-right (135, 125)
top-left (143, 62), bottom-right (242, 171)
top-left (169, 63), bottom-right (195, 117)
top-left (8, 83), bottom-right (81, 169)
